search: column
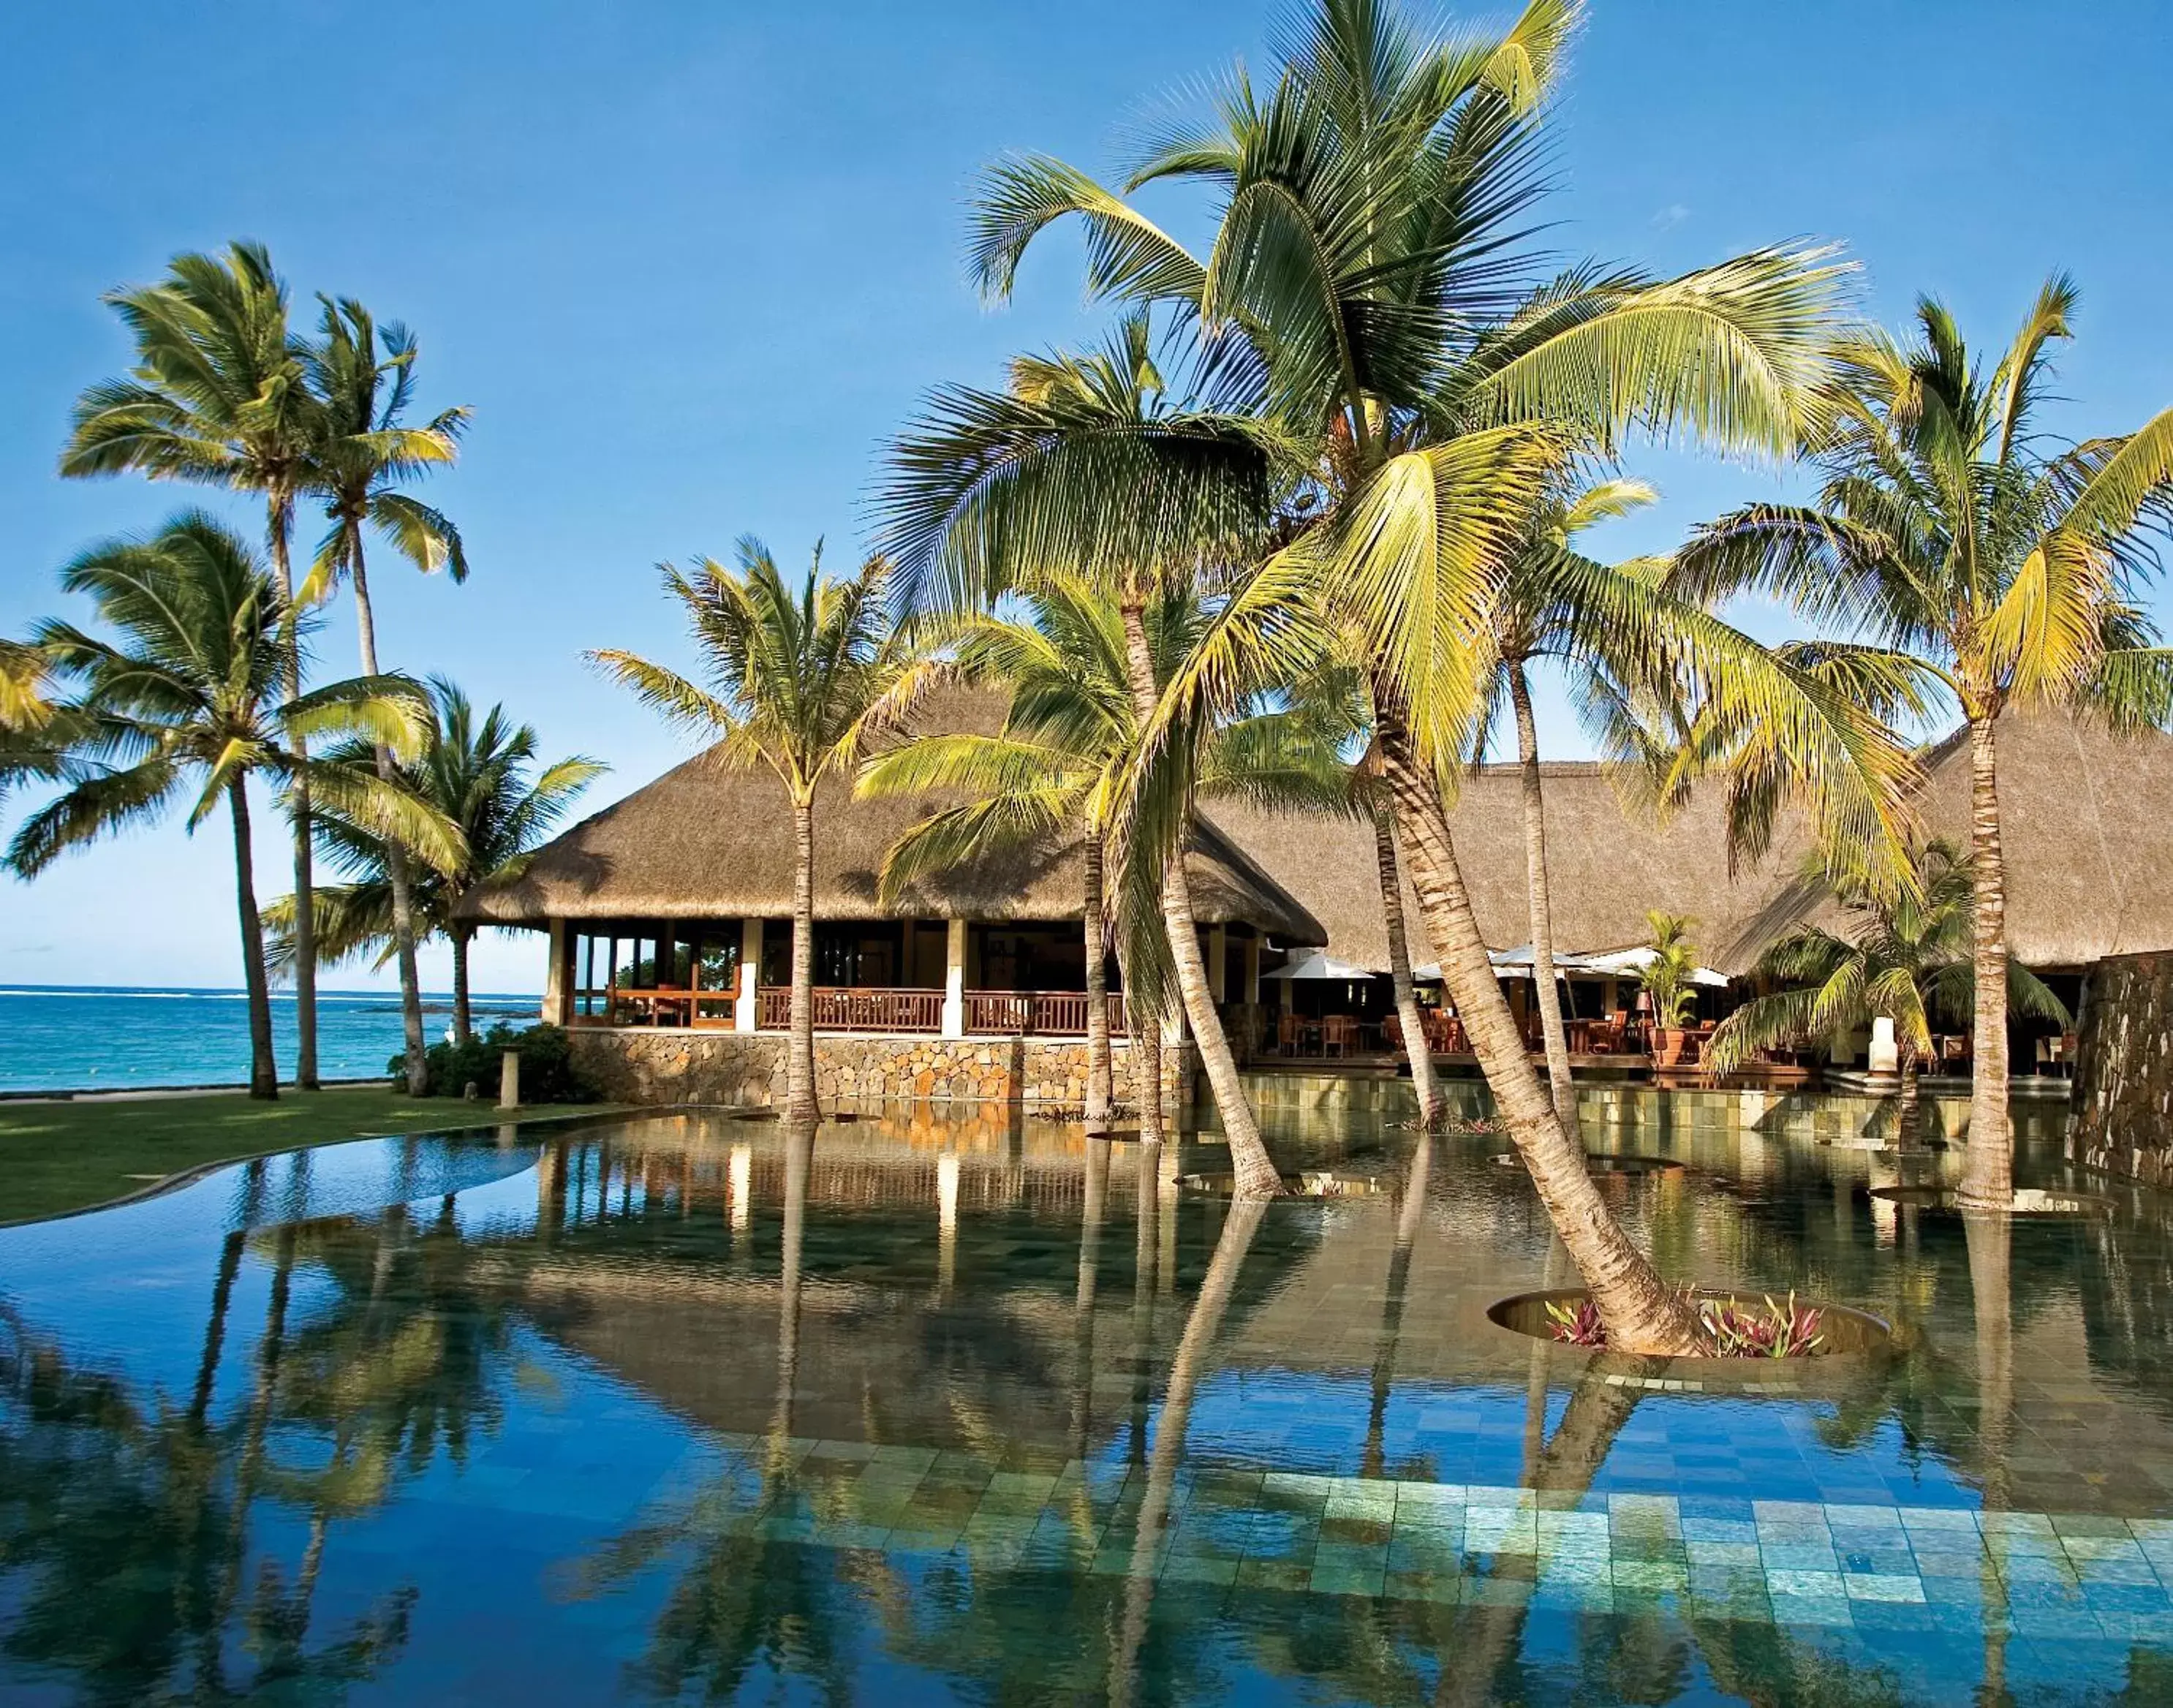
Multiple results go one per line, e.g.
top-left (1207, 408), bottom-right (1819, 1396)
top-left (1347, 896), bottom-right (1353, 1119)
top-left (1242, 934), bottom-right (1261, 1005)
top-left (736, 918), bottom-right (762, 1032)
top-left (1206, 923), bottom-right (1228, 1002)
top-left (543, 920), bottom-right (567, 1024)
top-left (942, 918), bottom-right (967, 1038)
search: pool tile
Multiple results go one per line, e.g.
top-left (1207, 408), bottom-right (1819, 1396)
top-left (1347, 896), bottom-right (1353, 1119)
top-left (1766, 1569), bottom-right (1848, 1600)
top-left (1842, 1573), bottom-right (1926, 1603)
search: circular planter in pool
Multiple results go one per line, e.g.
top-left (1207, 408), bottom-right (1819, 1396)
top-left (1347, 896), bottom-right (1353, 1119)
top-left (1867, 1185), bottom-right (2112, 1217)
top-left (1492, 1152), bottom-right (1687, 1178)
top-left (1176, 1168), bottom-right (1393, 1198)
top-left (1485, 1287), bottom-right (1896, 1397)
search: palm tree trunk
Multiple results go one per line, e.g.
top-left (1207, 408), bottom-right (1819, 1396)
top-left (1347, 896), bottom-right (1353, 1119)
top-left (1364, 1128), bottom-right (1432, 1477)
top-left (1372, 805), bottom-right (1444, 1129)
top-left (1117, 602), bottom-right (1282, 1200)
top-left (1897, 1054), bottom-right (1921, 1152)
top-left (1084, 828), bottom-right (1113, 1134)
top-left (1111, 1196), bottom-right (1267, 1708)
top-left (1133, 1013), bottom-right (1165, 1145)
top-left (451, 924), bottom-right (474, 1046)
top-left (1508, 661), bottom-right (1576, 1123)
top-left (1959, 714), bottom-right (2012, 1208)
top-left (1071, 1137), bottom-right (1110, 1457)
top-left (349, 543), bottom-right (431, 1095)
top-left (268, 493), bottom-right (320, 1090)
top-left (229, 778), bottom-right (279, 1100)
top-left (189, 1229), bottom-right (247, 1429)
top-left (787, 796), bottom-right (819, 1123)
top-left (1374, 708), bottom-right (1702, 1355)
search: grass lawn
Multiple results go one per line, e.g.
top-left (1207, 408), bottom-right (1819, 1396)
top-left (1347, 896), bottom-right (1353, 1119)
top-left (0, 1086), bottom-right (627, 1225)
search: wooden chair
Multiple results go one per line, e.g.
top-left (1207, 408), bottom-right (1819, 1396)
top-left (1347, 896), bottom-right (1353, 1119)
top-left (1381, 1013), bottom-right (1405, 1052)
top-left (1277, 1012), bottom-right (1302, 1058)
top-left (1320, 1015), bottom-right (1355, 1059)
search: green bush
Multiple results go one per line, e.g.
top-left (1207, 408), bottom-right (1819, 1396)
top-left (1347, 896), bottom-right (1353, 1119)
top-left (390, 1023), bottom-right (599, 1103)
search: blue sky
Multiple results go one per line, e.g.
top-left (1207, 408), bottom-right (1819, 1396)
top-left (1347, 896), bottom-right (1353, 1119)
top-left (4, 0), bottom-right (2169, 993)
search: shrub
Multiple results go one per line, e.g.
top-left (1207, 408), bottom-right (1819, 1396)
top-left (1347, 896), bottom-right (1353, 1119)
top-left (1698, 1291), bottom-right (1824, 1359)
top-left (390, 1022), bottom-right (598, 1103)
top-left (1543, 1297), bottom-right (1606, 1347)
top-left (1541, 1288), bottom-right (1826, 1357)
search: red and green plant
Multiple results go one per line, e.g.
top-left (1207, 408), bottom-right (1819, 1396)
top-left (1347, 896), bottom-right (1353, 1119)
top-left (1697, 1292), bottom-right (1825, 1358)
top-left (1543, 1297), bottom-right (1607, 1348)
top-left (1543, 1290), bottom-right (1826, 1357)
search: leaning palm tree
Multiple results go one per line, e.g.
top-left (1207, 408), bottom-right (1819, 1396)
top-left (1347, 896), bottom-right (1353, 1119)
top-left (858, 576), bottom-right (1348, 1161)
top-left (2, 514), bottom-right (449, 1098)
top-left (882, 315), bottom-right (1304, 1197)
top-left (1674, 279), bottom-right (2173, 1206)
top-left (589, 543), bottom-right (938, 1123)
top-left (59, 241), bottom-right (334, 1087)
top-left (1708, 840), bottom-right (2068, 1146)
top-left (266, 678), bottom-right (605, 1044)
top-left (301, 297), bottom-right (470, 1091)
top-left (1468, 472), bottom-right (1691, 1119)
top-left (928, 0), bottom-right (1910, 1348)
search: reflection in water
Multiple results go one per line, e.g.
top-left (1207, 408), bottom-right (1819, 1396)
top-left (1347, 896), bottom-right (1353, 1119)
top-left (0, 1097), bottom-right (2169, 1703)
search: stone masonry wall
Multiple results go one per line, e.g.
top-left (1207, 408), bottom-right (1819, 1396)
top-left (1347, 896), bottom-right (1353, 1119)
top-left (2071, 953), bottom-right (2173, 1184)
top-left (570, 1027), bottom-right (1194, 1113)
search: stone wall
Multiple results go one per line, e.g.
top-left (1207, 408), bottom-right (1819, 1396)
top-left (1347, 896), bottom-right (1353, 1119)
top-left (2071, 953), bottom-right (2173, 1184)
top-left (570, 1027), bottom-right (1193, 1113)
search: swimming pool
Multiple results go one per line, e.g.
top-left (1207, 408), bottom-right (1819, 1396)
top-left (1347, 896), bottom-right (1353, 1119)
top-left (0, 1092), bottom-right (2164, 1704)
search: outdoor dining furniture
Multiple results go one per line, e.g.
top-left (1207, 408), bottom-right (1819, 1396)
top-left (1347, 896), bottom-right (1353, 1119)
top-left (1318, 1015), bottom-right (1357, 1059)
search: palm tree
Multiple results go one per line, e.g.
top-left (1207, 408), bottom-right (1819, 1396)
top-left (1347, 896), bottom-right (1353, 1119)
top-left (59, 241), bottom-right (336, 1088)
top-left (3, 514), bottom-right (451, 1098)
top-left (1468, 473), bottom-right (1693, 1119)
top-left (1674, 279), bottom-right (2173, 1206)
top-left (265, 678), bottom-right (605, 1045)
top-left (934, 0), bottom-right (1908, 1348)
top-left (589, 542), bottom-right (938, 1122)
top-left (881, 316), bottom-right (1304, 1198)
top-left (1708, 840), bottom-right (2068, 1144)
top-left (302, 297), bottom-right (470, 1091)
top-left (858, 576), bottom-right (1348, 1163)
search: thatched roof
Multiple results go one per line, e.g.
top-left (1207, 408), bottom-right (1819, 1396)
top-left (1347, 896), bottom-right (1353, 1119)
top-left (1215, 706), bottom-right (2173, 975)
top-left (461, 687), bottom-right (1325, 942)
top-left (1907, 706), bottom-right (2173, 968)
top-left (1207, 767), bottom-right (1792, 978)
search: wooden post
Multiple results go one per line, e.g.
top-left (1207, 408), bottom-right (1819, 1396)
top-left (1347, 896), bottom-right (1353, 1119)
top-left (1243, 934), bottom-right (1262, 1006)
top-left (737, 918), bottom-right (762, 1032)
top-left (942, 918), bottom-right (967, 1038)
top-left (1206, 923), bottom-right (1228, 1002)
top-left (543, 920), bottom-right (567, 1024)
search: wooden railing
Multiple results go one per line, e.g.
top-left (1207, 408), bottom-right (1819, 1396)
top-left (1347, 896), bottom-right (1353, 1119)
top-left (757, 986), bottom-right (945, 1033)
top-left (964, 990), bottom-right (1128, 1037)
top-left (571, 985), bottom-right (736, 1029)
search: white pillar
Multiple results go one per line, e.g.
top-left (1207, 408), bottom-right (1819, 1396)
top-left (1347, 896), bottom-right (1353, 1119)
top-left (1206, 923), bottom-right (1228, 1002)
top-left (942, 918), bottom-right (967, 1038)
top-left (736, 919), bottom-right (762, 1032)
top-left (543, 921), bottom-right (566, 1024)
top-left (1242, 934), bottom-right (1261, 1005)
top-left (1868, 1016), bottom-right (1900, 1074)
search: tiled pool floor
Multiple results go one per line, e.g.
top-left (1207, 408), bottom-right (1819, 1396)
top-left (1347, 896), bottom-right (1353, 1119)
top-left (2, 1093), bottom-right (2170, 1703)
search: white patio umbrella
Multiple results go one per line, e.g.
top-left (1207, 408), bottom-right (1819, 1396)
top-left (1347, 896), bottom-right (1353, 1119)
top-left (1576, 945), bottom-right (1731, 988)
top-left (1262, 950), bottom-right (1381, 980)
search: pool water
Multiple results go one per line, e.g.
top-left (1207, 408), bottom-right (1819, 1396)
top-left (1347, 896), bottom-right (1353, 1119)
top-left (1, 1089), bottom-right (2169, 1704)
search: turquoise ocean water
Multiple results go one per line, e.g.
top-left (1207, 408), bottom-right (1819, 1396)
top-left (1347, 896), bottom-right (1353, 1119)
top-left (0, 985), bottom-right (541, 1093)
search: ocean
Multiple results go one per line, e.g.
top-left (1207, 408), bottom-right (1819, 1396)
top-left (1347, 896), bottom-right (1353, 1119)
top-left (0, 985), bottom-right (543, 1094)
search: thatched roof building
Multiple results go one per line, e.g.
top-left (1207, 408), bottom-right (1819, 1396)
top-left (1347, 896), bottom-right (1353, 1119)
top-left (1214, 706), bottom-right (2173, 976)
top-left (466, 698), bottom-right (2173, 978)
top-left (463, 689), bottom-right (1323, 943)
